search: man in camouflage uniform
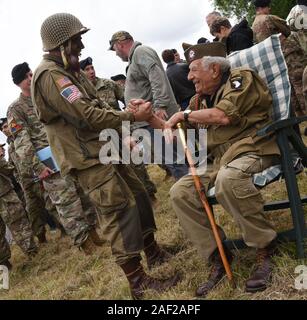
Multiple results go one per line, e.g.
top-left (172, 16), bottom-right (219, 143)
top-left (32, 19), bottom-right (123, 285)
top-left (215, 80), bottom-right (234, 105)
top-left (0, 117), bottom-right (65, 239)
top-left (80, 57), bottom-right (158, 202)
top-left (0, 143), bottom-right (38, 269)
top-left (7, 62), bottom-right (103, 254)
top-left (80, 57), bottom-right (125, 111)
top-left (252, 0), bottom-right (307, 116)
top-left (31, 13), bottom-right (179, 299)
top-left (134, 42), bottom-right (280, 297)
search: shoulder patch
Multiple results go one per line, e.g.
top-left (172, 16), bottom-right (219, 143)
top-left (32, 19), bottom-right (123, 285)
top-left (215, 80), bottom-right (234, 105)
top-left (61, 85), bottom-right (83, 103)
top-left (8, 117), bottom-right (22, 135)
top-left (231, 76), bottom-right (243, 90)
top-left (56, 76), bottom-right (72, 88)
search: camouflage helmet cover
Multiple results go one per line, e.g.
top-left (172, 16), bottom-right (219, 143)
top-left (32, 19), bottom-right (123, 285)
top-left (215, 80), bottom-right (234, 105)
top-left (41, 13), bottom-right (90, 51)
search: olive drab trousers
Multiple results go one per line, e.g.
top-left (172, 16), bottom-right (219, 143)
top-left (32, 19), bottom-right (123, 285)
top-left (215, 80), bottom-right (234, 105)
top-left (170, 155), bottom-right (278, 261)
top-left (77, 163), bottom-right (157, 265)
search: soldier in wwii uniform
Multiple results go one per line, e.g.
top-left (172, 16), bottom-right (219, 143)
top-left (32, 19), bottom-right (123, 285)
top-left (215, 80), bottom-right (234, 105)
top-left (7, 62), bottom-right (103, 254)
top-left (80, 57), bottom-right (158, 203)
top-left (0, 145), bottom-right (38, 269)
top-left (31, 13), bottom-right (179, 299)
top-left (133, 42), bottom-right (280, 297)
top-left (252, 0), bottom-right (307, 116)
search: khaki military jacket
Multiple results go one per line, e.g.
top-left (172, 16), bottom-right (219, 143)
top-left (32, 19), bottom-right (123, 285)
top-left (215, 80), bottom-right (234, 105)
top-left (7, 94), bottom-right (49, 179)
top-left (0, 157), bottom-right (13, 197)
top-left (31, 55), bottom-right (134, 176)
top-left (95, 77), bottom-right (124, 111)
top-left (188, 67), bottom-right (280, 181)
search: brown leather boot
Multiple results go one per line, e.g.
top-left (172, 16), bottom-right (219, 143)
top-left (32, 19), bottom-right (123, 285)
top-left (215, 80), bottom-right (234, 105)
top-left (144, 233), bottom-right (172, 270)
top-left (120, 257), bottom-right (181, 300)
top-left (89, 228), bottom-right (105, 246)
top-left (245, 240), bottom-right (277, 293)
top-left (80, 236), bottom-right (96, 255)
top-left (196, 246), bottom-right (233, 298)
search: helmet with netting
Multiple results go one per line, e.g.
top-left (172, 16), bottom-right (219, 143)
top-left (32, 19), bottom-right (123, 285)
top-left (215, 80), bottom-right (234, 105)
top-left (41, 13), bottom-right (89, 51)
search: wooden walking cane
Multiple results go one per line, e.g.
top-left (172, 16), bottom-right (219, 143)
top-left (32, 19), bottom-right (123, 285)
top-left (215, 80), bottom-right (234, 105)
top-left (176, 122), bottom-right (234, 285)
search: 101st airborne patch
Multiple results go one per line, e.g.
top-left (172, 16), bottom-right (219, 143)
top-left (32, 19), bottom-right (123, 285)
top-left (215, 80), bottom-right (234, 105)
top-left (231, 76), bottom-right (243, 90)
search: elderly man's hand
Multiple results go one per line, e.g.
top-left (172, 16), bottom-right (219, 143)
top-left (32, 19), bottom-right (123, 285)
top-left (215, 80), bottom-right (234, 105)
top-left (163, 112), bottom-right (184, 144)
top-left (127, 99), bottom-right (153, 122)
top-left (154, 108), bottom-right (168, 121)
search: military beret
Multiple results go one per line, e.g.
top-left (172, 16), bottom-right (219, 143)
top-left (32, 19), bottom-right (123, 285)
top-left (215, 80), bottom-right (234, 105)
top-left (253, 0), bottom-right (271, 8)
top-left (11, 62), bottom-right (30, 85)
top-left (110, 74), bottom-right (126, 82)
top-left (109, 31), bottom-right (133, 51)
top-left (0, 117), bottom-right (7, 130)
top-left (182, 42), bottom-right (227, 65)
top-left (79, 57), bottom-right (93, 70)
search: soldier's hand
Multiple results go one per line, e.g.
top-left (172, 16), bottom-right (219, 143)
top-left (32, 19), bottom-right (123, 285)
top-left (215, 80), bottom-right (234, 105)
top-left (127, 100), bottom-right (153, 122)
top-left (38, 167), bottom-right (54, 180)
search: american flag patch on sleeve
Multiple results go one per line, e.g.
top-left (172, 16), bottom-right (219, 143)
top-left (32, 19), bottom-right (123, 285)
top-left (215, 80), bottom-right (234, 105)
top-left (61, 85), bottom-right (83, 103)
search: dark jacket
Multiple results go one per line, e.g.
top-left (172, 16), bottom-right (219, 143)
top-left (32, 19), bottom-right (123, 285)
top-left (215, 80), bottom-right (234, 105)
top-left (166, 62), bottom-right (195, 107)
top-left (226, 19), bottom-right (254, 54)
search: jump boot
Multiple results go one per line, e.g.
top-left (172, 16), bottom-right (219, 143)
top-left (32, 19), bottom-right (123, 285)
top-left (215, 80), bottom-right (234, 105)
top-left (120, 257), bottom-right (181, 300)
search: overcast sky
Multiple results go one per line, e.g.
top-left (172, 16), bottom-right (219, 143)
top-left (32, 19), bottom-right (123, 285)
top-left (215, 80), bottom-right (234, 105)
top-left (0, 0), bottom-right (215, 144)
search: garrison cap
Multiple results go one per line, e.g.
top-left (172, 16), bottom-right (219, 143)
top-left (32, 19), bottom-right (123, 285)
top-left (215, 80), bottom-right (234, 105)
top-left (79, 57), bottom-right (93, 70)
top-left (109, 31), bottom-right (133, 50)
top-left (182, 42), bottom-right (227, 65)
top-left (253, 0), bottom-right (271, 8)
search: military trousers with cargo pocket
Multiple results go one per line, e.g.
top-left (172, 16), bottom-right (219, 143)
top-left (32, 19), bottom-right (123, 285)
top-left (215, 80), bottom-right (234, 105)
top-left (0, 189), bottom-right (37, 257)
top-left (42, 172), bottom-right (93, 246)
top-left (77, 163), bottom-right (157, 266)
top-left (170, 154), bottom-right (278, 261)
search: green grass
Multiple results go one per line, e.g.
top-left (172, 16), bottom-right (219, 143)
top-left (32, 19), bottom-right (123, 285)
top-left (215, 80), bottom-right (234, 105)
top-left (1, 145), bottom-right (307, 300)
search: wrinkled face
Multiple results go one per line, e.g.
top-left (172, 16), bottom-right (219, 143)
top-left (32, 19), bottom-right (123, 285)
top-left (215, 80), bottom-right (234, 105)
top-left (113, 41), bottom-right (129, 62)
top-left (188, 59), bottom-right (217, 95)
top-left (84, 65), bottom-right (96, 83)
top-left (18, 71), bottom-right (33, 92)
top-left (1, 123), bottom-right (11, 137)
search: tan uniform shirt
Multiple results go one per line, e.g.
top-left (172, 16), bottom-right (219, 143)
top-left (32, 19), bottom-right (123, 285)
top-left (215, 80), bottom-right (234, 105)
top-left (188, 67), bottom-right (280, 182)
top-left (31, 54), bottom-right (134, 176)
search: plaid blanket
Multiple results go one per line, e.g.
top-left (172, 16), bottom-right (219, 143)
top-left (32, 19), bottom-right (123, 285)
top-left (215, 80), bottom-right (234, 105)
top-left (228, 34), bottom-right (291, 121)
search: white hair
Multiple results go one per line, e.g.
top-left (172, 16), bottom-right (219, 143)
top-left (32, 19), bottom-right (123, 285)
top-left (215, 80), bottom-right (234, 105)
top-left (201, 56), bottom-right (230, 73)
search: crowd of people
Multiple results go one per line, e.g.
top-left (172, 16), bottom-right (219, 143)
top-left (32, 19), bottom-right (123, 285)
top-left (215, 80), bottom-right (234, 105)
top-left (0, 0), bottom-right (306, 299)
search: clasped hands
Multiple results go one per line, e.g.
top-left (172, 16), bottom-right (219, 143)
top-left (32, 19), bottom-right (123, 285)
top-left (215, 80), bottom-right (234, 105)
top-left (127, 99), bottom-right (184, 143)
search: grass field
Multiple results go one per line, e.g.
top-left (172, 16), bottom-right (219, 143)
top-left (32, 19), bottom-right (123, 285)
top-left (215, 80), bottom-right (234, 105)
top-left (1, 152), bottom-right (307, 300)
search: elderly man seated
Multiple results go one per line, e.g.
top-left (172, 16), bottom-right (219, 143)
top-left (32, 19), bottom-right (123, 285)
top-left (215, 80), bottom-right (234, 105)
top-left (130, 42), bottom-right (281, 297)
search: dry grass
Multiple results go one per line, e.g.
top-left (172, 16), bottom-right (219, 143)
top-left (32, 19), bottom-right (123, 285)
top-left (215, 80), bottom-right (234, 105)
top-left (1, 141), bottom-right (307, 300)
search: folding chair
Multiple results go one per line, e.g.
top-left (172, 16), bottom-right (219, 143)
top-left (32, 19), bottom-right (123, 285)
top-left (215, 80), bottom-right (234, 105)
top-left (207, 35), bottom-right (307, 259)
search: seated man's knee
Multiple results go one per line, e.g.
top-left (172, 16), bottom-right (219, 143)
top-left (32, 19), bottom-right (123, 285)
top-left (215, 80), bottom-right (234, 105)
top-left (170, 179), bottom-right (189, 204)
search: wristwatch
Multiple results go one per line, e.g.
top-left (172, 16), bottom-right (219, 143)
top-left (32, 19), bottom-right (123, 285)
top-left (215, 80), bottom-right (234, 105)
top-left (183, 109), bottom-right (192, 122)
